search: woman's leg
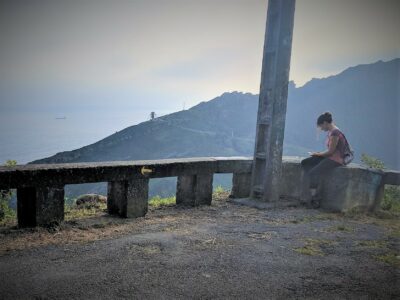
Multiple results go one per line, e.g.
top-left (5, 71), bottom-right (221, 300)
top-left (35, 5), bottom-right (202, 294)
top-left (307, 158), bottom-right (342, 207)
top-left (301, 156), bottom-right (325, 172)
top-left (308, 158), bottom-right (342, 189)
top-left (300, 156), bottom-right (340, 206)
top-left (300, 156), bottom-right (324, 204)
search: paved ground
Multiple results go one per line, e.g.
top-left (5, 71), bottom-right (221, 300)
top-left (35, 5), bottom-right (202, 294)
top-left (0, 194), bottom-right (399, 299)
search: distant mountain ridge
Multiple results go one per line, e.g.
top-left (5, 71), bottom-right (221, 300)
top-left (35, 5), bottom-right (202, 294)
top-left (30, 58), bottom-right (400, 196)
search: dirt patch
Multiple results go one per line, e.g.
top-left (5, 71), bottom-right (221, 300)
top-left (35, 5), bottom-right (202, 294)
top-left (0, 194), bottom-right (399, 299)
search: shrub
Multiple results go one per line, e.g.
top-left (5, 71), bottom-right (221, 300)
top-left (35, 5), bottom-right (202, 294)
top-left (360, 153), bottom-right (385, 170)
top-left (360, 154), bottom-right (400, 213)
top-left (213, 185), bottom-right (226, 194)
top-left (148, 195), bottom-right (176, 208)
top-left (381, 185), bottom-right (400, 213)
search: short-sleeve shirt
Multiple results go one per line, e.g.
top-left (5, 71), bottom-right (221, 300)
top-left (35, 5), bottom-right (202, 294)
top-left (326, 128), bottom-right (346, 165)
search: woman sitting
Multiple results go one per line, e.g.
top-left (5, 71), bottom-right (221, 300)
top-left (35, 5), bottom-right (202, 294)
top-left (300, 111), bottom-right (348, 208)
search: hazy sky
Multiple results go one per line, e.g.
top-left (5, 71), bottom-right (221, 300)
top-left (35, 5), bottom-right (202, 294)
top-left (0, 0), bottom-right (399, 113)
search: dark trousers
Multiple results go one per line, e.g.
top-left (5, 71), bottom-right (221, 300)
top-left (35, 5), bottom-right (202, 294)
top-left (300, 156), bottom-right (342, 200)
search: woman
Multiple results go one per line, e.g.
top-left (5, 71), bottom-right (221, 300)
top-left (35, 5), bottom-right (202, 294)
top-left (300, 111), bottom-right (347, 208)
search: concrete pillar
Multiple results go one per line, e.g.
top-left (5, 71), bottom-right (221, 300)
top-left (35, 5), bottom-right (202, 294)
top-left (107, 181), bottom-right (124, 215)
top-left (17, 185), bottom-right (65, 227)
top-left (176, 173), bottom-right (213, 206)
top-left (250, 0), bottom-right (296, 202)
top-left (107, 178), bottom-right (149, 218)
top-left (196, 173), bottom-right (213, 205)
top-left (176, 175), bottom-right (195, 206)
top-left (230, 173), bottom-right (251, 198)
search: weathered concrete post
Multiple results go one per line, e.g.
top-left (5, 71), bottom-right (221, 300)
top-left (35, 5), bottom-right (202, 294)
top-left (107, 181), bottom-right (125, 215)
top-left (176, 173), bottom-right (213, 206)
top-left (230, 172), bottom-right (252, 198)
top-left (250, 0), bottom-right (296, 203)
top-left (107, 178), bottom-right (149, 218)
top-left (17, 185), bottom-right (65, 227)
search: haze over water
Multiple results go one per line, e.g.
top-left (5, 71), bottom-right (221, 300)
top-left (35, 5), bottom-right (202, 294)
top-left (0, 109), bottom-right (173, 164)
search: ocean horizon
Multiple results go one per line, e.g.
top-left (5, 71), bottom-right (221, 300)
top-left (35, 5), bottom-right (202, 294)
top-left (0, 109), bottom-right (174, 165)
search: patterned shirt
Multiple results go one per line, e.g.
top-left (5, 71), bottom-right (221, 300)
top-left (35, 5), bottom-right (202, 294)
top-left (325, 128), bottom-right (346, 165)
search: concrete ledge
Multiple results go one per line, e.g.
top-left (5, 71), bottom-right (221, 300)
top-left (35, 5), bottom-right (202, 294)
top-left (0, 157), bottom-right (253, 189)
top-left (383, 170), bottom-right (400, 185)
top-left (229, 158), bottom-right (397, 214)
top-left (1, 156), bottom-right (399, 227)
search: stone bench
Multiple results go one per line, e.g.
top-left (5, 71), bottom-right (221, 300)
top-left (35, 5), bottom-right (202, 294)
top-left (229, 156), bottom-right (400, 212)
top-left (1, 156), bottom-right (398, 227)
top-left (0, 157), bottom-right (252, 227)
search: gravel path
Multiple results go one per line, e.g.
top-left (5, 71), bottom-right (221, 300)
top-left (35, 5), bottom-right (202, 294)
top-left (0, 196), bottom-right (399, 299)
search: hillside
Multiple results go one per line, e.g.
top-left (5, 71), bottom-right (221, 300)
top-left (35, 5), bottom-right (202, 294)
top-left (30, 58), bottom-right (400, 196)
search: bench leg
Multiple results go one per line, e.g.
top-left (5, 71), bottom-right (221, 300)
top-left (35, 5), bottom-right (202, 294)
top-left (230, 173), bottom-right (251, 198)
top-left (107, 181), bottom-right (124, 215)
top-left (176, 173), bottom-right (213, 206)
top-left (17, 185), bottom-right (65, 227)
top-left (176, 175), bottom-right (195, 206)
top-left (107, 179), bottom-right (149, 218)
top-left (195, 173), bottom-right (213, 205)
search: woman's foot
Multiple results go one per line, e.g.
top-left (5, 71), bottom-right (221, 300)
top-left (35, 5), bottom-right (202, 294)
top-left (300, 188), bottom-right (315, 208)
top-left (310, 194), bottom-right (322, 209)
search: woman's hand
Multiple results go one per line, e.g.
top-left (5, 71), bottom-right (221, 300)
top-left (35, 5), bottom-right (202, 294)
top-left (310, 152), bottom-right (323, 157)
top-left (313, 136), bottom-right (339, 158)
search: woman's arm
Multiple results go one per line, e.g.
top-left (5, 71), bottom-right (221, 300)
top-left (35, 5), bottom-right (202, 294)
top-left (311, 135), bottom-right (339, 157)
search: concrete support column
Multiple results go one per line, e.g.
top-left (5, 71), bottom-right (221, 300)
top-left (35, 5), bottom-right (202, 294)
top-left (230, 173), bottom-right (251, 198)
top-left (17, 185), bottom-right (65, 227)
top-left (175, 175), bottom-right (195, 206)
top-left (250, 0), bottom-right (296, 202)
top-left (107, 181), bottom-right (124, 215)
top-left (107, 178), bottom-right (149, 218)
top-left (176, 173), bottom-right (213, 206)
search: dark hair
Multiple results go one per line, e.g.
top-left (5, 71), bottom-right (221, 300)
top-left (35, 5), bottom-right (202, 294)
top-left (317, 111), bottom-right (333, 125)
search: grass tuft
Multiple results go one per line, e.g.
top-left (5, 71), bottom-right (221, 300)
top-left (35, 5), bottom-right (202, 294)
top-left (64, 202), bottom-right (107, 220)
top-left (375, 252), bottom-right (400, 267)
top-left (294, 245), bottom-right (324, 256)
top-left (356, 240), bottom-right (389, 249)
top-left (148, 196), bottom-right (176, 208)
top-left (293, 238), bottom-right (337, 256)
top-left (326, 224), bottom-right (354, 233)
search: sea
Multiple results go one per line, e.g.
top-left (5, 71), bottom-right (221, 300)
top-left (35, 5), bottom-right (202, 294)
top-left (0, 109), bottom-right (173, 165)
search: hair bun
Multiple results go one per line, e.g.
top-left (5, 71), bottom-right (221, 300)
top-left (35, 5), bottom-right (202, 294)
top-left (317, 111), bottom-right (333, 125)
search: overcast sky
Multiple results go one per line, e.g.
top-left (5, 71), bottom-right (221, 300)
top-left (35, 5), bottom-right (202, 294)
top-left (0, 0), bottom-right (399, 113)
